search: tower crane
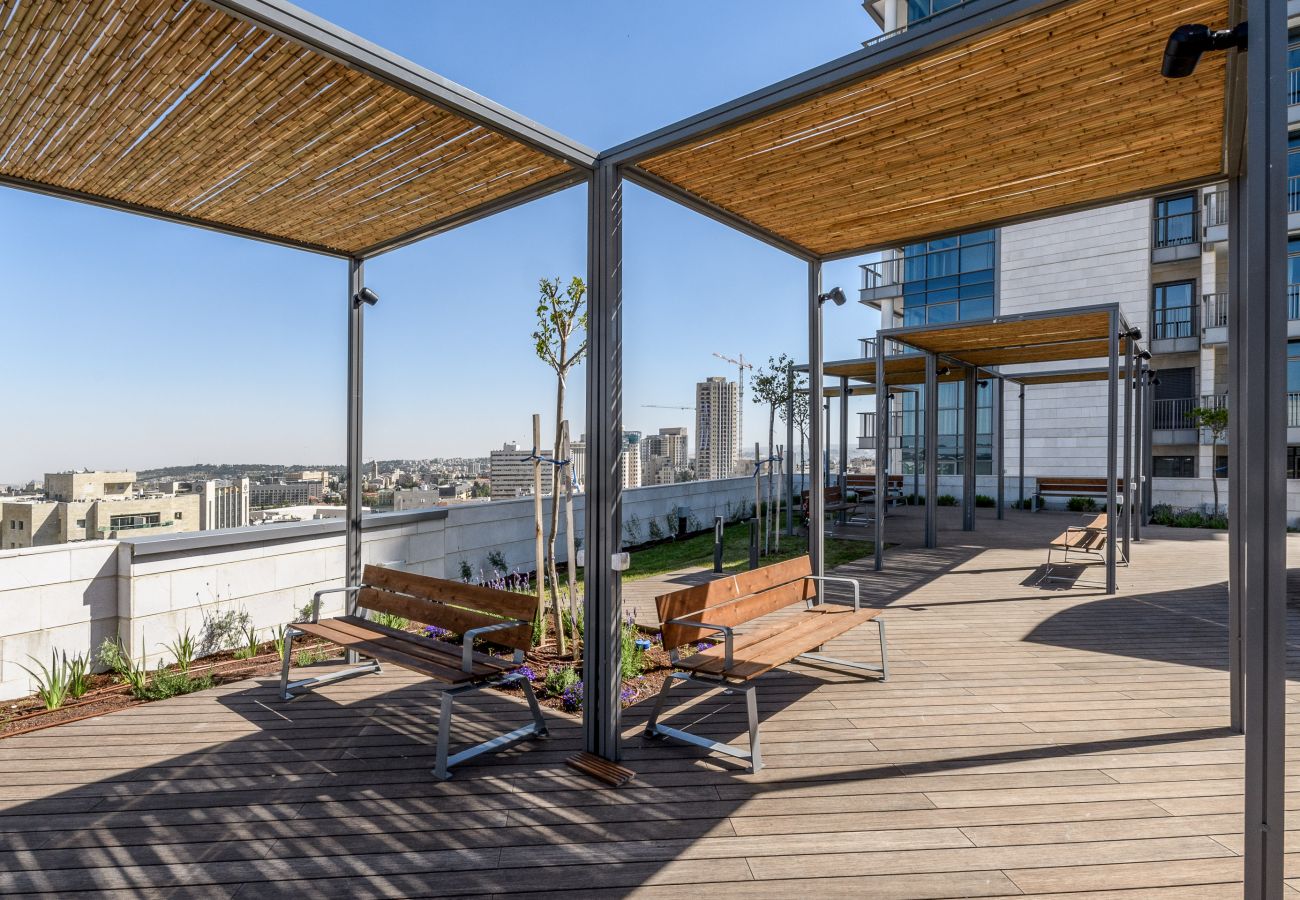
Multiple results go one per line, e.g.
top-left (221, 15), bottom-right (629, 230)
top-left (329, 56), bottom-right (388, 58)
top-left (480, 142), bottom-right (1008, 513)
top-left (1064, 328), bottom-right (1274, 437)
top-left (712, 351), bottom-right (752, 460)
top-left (641, 404), bottom-right (695, 410)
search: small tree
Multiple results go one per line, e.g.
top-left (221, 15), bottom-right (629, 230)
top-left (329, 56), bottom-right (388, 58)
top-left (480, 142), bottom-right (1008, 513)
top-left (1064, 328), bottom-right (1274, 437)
top-left (533, 276), bottom-right (587, 652)
top-left (1186, 405), bottom-right (1229, 516)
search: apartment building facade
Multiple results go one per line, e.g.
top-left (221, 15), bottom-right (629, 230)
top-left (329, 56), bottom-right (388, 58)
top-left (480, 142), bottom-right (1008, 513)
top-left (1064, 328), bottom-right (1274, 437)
top-left (695, 376), bottom-right (740, 480)
top-left (488, 442), bottom-right (554, 500)
top-left (3, 470), bottom-right (201, 548)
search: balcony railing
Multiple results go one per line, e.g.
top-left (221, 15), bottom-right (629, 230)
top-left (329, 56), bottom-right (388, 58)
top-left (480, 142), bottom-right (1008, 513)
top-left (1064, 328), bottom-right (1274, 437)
top-left (1202, 292), bottom-right (1228, 329)
top-left (1152, 305), bottom-right (1196, 340)
top-left (863, 0), bottom-right (975, 48)
top-left (1290, 175), bottom-right (1300, 214)
top-left (1291, 392), bottom-right (1300, 428)
top-left (860, 256), bottom-right (903, 290)
top-left (1152, 397), bottom-right (1195, 430)
top-left (1202, 186), bottom-right (1228, 229)
top-left (1291, 284), bottom-right (1300, 320)
top-left (1290, 66), bottom-right (1300, 105)
top-left (1153, 210), bottom-right (1198, 249)
top-left (860, 336), bottom-right (908, 358)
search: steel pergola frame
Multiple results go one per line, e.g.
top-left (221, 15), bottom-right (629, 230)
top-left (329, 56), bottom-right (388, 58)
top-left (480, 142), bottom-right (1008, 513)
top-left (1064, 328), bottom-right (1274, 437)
top-left (2, 0), bottom-right (1286, 893)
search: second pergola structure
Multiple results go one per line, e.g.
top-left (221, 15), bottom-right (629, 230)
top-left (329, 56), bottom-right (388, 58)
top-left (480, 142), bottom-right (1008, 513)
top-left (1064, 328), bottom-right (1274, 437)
top-left (0, 0), bottom-right (1290, 894)
top-left (862, 305), bottom-right (1145, 595)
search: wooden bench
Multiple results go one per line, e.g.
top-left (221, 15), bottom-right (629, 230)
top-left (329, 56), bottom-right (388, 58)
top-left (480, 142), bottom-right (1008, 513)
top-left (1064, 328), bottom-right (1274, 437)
top-left (647, 556), bottom-right (886, 772)
top-left (1041, 513), bottom-right (1110, 583)
top-left (845, 473), bottom-right (907, 510)
top-left (280, 564), bottom-right (547, 779)
top-left (1035, 477), bottom-right (1123, 508)
top-left (800, 485), bottom-right (860, 518)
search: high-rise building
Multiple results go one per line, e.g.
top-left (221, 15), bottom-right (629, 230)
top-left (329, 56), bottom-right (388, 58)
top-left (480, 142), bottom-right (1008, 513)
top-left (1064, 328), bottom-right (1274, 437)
top-left (568, 438), bottom-right (586, 492)
top-left (195, 478), bottom-right (250, 531)
top-left (489, 442), bottom-right (553, 500)
top-left (249, 480), bottom-right (324, 508)
top-left (641, 427), bottom-right (690, 486)
top-left (695, 377), bottom-right (739, 481)
top-left (621, 432), bottom-right (642, 490)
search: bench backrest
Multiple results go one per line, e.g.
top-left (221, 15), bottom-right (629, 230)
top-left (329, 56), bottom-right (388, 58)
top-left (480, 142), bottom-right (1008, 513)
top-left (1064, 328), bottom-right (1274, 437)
top-left (1038, 477), bottom-right (1121, 492)
top-left (357, 565), bottom-right (537, 652)
top-left (845, 473), bottom-right (903, 490)
top-left (656, 556), bottom-right (815, 649)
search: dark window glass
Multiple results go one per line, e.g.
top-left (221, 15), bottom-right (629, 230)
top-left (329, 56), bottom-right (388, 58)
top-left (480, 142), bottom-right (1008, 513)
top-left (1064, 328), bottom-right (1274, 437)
top-left (899, 228), bottom-right (995, 323)
top-left (1154, 193), bottom-right (1197, 248)
top-left (1153, 281), bottom-right (1196, 339)
top-left (1288, 340), bottom-right (1300, 393)
top-left (1288, 447), bottom-right (1300, 479)
top-left (1155, 367), bottom-right (1195, 401)
top-left (1152, 456), bottom-right (1196, 478)
top-left (960, 297), bottom-right (994, 320)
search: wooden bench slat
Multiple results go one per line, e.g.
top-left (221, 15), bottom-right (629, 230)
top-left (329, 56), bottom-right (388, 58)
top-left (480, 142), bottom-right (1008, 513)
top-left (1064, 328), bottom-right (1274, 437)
top-left (294, 621), bottom-right (479, 683)
top-left (336, 616), bottom-right (515, 673)
top-left (356, 587), bottom-right (533, 652)
top-left (658, 556), bottom-right (813, 649)
top-left (362, 565), bottom-right (537, 621)
top-left (680, 606), bottom-right (882, 680)
top-left (661, 578), bottom-right (815, 649)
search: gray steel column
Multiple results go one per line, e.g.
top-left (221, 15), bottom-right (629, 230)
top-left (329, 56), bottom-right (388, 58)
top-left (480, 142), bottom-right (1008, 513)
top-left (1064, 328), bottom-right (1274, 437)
top-left (808, 262), bottom-right (825, 591)
top-left (584, 163), bottom-right (624, 762)
top-left (1123, 338), bottom-right (1134, 561)
top-left (912, 396), bottom-right (920, 502)
top-left (345, 258), bottom-right (364, 597)
top-left (839, 376), bottom-right (849, 494)
top-left (1018, 384), bottom-right (1026, 510)
top-left (962, 367), bottom-right (977, 531)
top-left (1106, 310), bottom-right (1118, 595)
top-left (924, 353), bottom-right (938, 548)
top-left (1133, 366), bottom-right (1143, 542)
top-left (1143, 367), bottom-right (1154, 519)
top-left (1241, 0), bottom-right (1288, 890)
top-left (786, 362), bottom-right (796, 537)
top-left (996, 376), bottom-right (1005, 520)
top-left (874, 348), bottom-right (886, 570)
top-left (1228, 178), bottom-right (1244, 737)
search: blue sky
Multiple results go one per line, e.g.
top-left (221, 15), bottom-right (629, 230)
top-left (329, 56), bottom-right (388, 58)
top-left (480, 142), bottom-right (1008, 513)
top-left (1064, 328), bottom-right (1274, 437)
top-left (0, 1), bottom-right (881, 483)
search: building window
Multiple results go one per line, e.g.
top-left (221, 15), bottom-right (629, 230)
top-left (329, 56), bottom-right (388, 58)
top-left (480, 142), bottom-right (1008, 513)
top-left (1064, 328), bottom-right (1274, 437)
top-left (174, 511), bottom-right (183, 520)
top-left (896, 380), bottom-right (993, 475)
top-left (1152, 281), bottom-right (1196, 340)
top-left (76, 519), bottom-right (86, 528)
top-left (16, 521), bottom-right (23, 531)
top-left (1288, 447), bottom-right (1300, 480)
top-left (1152, 455), bottom-right (1196, 477)
top-left (1153, 193), bottom-right (1197, 248)
top-left (900, 230), bottom-right (995, 326)
top-left (906, 0), bottom-right (964, 23)
top-left (110, 513), bottom-right (161, 530)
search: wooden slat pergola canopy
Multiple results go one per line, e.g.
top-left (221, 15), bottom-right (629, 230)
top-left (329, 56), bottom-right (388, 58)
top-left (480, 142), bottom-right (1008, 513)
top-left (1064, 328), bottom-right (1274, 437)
top-left (0, 0), bottom-right (592, 257)
top-left (626, 0), bottom-right (1227, 258)
top-left (1008, 367), bottom-right (1129, 385)
top-left (882, 307), bottom-right (1136, 369)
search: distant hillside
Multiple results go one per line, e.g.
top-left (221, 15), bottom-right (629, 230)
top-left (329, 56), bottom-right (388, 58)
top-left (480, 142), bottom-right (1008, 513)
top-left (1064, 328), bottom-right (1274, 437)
top-left (137, 463), bottom-right (343, 480)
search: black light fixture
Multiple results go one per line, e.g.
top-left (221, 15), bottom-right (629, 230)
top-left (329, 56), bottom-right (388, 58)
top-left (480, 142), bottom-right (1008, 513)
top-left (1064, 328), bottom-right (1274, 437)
top-left (1161, 22), bottom-right (1247, 79)
top-left (353, 286), bottom-right (380, 308)
top-left (1138, 349), bottom-right (1153, 361)
top-left (937, 366), bottom-right (951, 377)
top-left (817, 287), bottom-right (847, 307)
top-left (1120, 326), bottom-right (1142, 341)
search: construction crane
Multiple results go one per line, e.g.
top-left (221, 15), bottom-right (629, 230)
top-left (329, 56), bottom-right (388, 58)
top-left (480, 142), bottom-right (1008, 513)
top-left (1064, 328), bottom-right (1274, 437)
top-left (712, 351), bottom-right (753, 458)
top-left (641, 404), bottom-right (695, 411)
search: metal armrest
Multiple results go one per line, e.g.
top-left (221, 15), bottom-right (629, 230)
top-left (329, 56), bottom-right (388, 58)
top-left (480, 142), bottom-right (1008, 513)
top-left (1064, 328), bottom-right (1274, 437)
top-left (309, 585), bottom-right (362, 624)
top-left (805, 575), bottom-right (861, 611)
top-left (665, 616), bottom-right (734, 670)
top-left (461, 620), bottom-right (528, 673)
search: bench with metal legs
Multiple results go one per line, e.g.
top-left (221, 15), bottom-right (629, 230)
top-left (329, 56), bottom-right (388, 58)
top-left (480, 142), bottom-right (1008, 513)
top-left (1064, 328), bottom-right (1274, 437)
top-left (647, 556), bottom-right (887, 773)
top-left (278, 566), bottom-right (549, 780)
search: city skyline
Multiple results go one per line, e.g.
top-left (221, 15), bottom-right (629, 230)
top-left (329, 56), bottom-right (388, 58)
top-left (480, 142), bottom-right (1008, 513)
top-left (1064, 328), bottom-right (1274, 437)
top-left (0, 1), bottom-right (877, 483)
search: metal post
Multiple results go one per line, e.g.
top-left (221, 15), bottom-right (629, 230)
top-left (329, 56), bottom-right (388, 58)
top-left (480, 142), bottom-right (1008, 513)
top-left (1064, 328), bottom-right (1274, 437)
top-left (584, 163), bottom-right (623, 762)
top-left (1105, 310), bottom-right (1118, 595)
top-left (345, 258), bottom-right (365, 639)
top-left (824, 398), bottom-right (832, 482)
top-left (1018, 384), bottom-right (1026, 510)
top-left (874, 345), bottom-right (886, 570)
top-left (912, 394), bottom-right (920, 503)
top-left (1143, 366), bottom-right (1154, 519)
top-left (1228, 180), bottom-right (1245, 737)
top-left (839, 376), bottom-right (850, 526)
top-left (808, 262), bottom-right (825, 594)
top-left (924, 353), bottom-right (938, 548)
top-left (962, 367), bottom-right (977, 531)
top-left (1241, 0), bottom-right (1288, 890)
top-left (786, 362), bottom-right (796, 537)
top-left (1133, 366), bottom-right (1143, 542)
top-left (996, 376), bottom-right (1005, 520)
top-left (1123, 337), bottom-right (1134, 561)
top-left (713, 516), bottom-right (724, 573)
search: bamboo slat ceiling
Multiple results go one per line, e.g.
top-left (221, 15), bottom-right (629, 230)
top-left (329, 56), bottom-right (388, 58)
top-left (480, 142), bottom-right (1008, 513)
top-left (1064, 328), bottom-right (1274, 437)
top-left (885, 308), bottom-right (1134, 368)
top-left (0, 0), bottom-right (578, 256)
top-left (635, 0), bottom-right (1228, 258)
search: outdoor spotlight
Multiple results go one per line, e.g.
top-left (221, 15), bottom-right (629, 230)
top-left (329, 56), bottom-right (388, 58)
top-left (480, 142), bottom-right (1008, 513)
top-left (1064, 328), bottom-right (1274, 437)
top-left (818, 287), bottom-right (848, 307)
top-left (353, 286), bottom-right (380, 307)
top-left (937, 366), bottom-right (951, 377)
top-left (1120, 326), bottom-right (1142, 341)
top-left (1161, 22), bottom-right (1247, 79)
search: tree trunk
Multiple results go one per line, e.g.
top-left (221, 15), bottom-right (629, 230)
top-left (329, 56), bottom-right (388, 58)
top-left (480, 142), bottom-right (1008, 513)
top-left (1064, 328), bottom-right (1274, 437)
top-left (561, 421), bottom-right (579, 659)
top-left (532, 414), bottom-right (547, 647)
top-left (546, 374), bottom-right (567, 655)
top-left (767, 405), bottom-right (776, 554)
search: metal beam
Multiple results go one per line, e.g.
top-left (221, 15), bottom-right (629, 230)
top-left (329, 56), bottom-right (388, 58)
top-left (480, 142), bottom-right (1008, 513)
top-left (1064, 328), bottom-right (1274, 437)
top-left (924, 353), bottom-right (938, 548)
top-left (202, 0), bottom-right (596, 168)
top-left (874, 347), bottom-right (886, 571)
top-left (1123, 337), bottom-right (1133, 561)
top-left (787, 362), bottom-right (796, 537)
top-left (356, 170), bottom-right (588, 259)
top-left (808, 262), bottom-right (825, 594)
top-left (962, 368), bottom-right (977, 531)
top-left (584, 164), bottom-right (624, 761)
top-left (621, 167), bottom-right (817, 261)
top-left (1133, 365), bottom-right (1143, 543)
top-left (345, 257), bottom-right (365, 662)
top-left (0, 173), bottom-right (349, 259)
top-left (996, 376), bottom-right (1005, 520)
top-left (1018, 383), bottom-right (1026, 511)
top-left (1105, 309), bottom-right (1117, 595)
top-left (839, 376), bottom-right (850, 519)
top-left (1240, 0), bottom-right (1288, 891)
top-left (601, 0), bottom-right (1070, 167)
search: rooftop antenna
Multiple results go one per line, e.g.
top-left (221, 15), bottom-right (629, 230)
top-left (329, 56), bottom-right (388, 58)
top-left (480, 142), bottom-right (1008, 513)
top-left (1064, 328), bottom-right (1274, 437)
top-left (712, 351), bottom-right (753, 462)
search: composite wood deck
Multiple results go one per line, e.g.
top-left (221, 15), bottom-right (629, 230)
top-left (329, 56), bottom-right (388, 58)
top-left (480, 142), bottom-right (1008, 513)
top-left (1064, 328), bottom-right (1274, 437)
top-left (1, 507), bottom-right (1295, 898)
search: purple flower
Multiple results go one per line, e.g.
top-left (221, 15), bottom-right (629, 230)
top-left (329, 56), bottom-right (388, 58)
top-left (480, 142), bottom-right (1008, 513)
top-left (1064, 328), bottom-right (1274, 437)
top-left (695, 641), bottom-right (711, 654)
top-left (423, 624), bottom-right (450, 640)
top-left (561, 680), bottom-right (584, 712)
top-left (620, 685), bottom-right (638, 704)
top-left (515, 664), bottom-right (537, 682)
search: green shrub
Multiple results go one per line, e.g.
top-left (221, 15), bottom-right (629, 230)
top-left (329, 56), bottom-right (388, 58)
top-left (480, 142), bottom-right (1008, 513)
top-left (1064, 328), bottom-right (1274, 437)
top-left (1066, 496), bottom-right (1098, 512)
top-left (273, 625), bottom-right (289, 662)
top-left (371, 611), bottom-right (410, 631)
top-left (458, 560), bottom-right (473, 582)
top-left (620, 619), bottom-right (646, 679)
top-left (139, 665), bottom-right (214, 702)
top-left (903, 494), bottom-right (924, 505)
top-left (20, 651), bottom-right (73, 710)
top-left (233, 625), bottom-right (261, 660)
top-left (66, 652), bottom-right (90, 700)
top-left (936, 494), bottom-right (958, 507)
top-left (1011, 497), bottom-right (1042, 510)
top-left (543, 665), bottom-right (580, 698)
top-left (163, 628), bottom-right (197, 675)
top-left (974, 494), bottom-right (995, 508)
top-left (486, 550), bottom-right (507, 572)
